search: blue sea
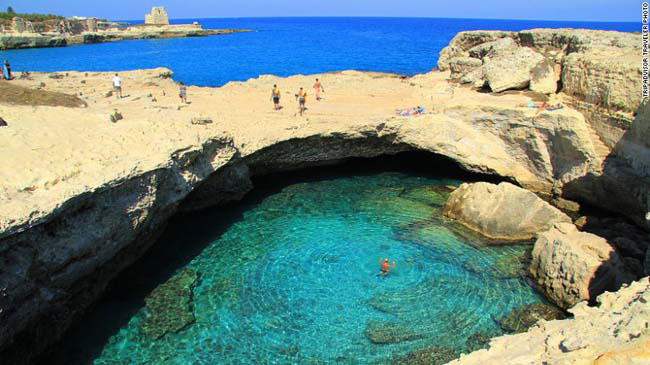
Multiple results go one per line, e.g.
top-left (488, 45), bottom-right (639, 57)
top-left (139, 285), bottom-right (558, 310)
top-left (0, 17), bottom-right (637, 87)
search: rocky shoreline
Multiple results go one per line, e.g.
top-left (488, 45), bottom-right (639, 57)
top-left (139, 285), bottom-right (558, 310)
top-left (0, 28), bottom-right (648, 364)
top-left (0, 28), bottom-right (249, 50)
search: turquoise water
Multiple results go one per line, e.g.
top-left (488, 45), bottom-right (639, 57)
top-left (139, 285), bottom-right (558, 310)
top-left (2, 17), bottom-right (636, 87)
top-left (92, 172), bottom-right (544, 365)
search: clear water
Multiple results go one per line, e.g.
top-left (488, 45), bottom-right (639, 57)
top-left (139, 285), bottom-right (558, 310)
top-left (92, 172), bottom-right (544, 365)
top-left (1, 17), bottom-right (637, 87)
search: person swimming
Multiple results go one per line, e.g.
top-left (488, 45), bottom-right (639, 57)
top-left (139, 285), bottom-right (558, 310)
top-left (378, 258), bottom-right (396, 276)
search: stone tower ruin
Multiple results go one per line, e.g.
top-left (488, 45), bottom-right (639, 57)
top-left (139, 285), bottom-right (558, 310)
top-left (145, 7), bottom-right (169, 25)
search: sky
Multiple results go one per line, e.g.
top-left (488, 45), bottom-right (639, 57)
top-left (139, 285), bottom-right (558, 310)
top-left (0, 0), bottom-right (640, 22)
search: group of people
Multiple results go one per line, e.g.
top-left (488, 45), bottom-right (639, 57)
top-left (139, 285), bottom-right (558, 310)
top-left (271, 78), bottom-right (325, 116)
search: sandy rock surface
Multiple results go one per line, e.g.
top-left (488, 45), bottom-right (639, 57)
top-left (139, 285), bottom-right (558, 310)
top-left (0, 67), bottom-right (599, 239)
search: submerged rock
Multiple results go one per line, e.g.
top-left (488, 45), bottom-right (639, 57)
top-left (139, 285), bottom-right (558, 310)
top-left (497, 302), bottom-right (566, 333)
top-left (443, 182), bottom-right (572, 241)
top-left (391, 345), bottom-right (459, 365)
top-left (141, 268), bottom-right (198, 339)
top-left (464, 332), bottom-right (494, 353)
top-left (398, 185), bottom-right (454, 207)
top-left (492, 254), bottom-right (526, 279)
top-left (361, 196), bottom-right (436, 225)
top-left (364, 320), bottom-right (422, 344)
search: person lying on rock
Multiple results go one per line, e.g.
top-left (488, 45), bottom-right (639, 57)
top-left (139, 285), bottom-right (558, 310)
top-left (378, 258), bottom-right (396, 276)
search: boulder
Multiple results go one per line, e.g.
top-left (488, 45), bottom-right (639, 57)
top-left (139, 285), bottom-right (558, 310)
top-left (483, 47), bottom-right (544, 92)
top-left (449, 57), bottom-right (482, 80)
top-left (530, 223), bottom-right (633, 308)
top-left (442, 182), bottom-right (572, 241)
top-left (529, 59), bottom-right (557, 94)
top-left (459, 67), bottom-right (485, 88)
top-left (437, 30), bottom-right (514, 71)
top-left (468, 37), bottom-right (517, 59)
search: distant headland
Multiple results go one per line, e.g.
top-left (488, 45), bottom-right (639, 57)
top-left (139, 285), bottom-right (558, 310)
top-left (0, 6), bottom-right (249, 50)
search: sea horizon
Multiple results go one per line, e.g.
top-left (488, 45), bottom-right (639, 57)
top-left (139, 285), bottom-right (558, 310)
top-left (118, 15), bottom-right (637, 24)
top-left (2, 16), bottom-right (639, 86)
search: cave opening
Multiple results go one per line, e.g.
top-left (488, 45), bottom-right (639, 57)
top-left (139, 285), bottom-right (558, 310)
top-left (34, 150), bottom-right (516, 365)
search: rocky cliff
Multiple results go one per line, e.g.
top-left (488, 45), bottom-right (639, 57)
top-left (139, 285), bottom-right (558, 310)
top-left (0, 28), bottom-right (248, 50)
top-left (439, 28), bottom-right (649, 231)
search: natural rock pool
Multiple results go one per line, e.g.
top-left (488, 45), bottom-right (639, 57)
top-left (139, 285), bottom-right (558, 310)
top-left (46, 162), bottom-right (553, 365)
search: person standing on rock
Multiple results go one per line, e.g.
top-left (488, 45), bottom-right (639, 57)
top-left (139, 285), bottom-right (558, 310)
top-left (271, 84), bottom-right (281, 110)
top-left (313, 78), bottom-right (324, 101)
top-left (3, 60), bottom-right (12, 80)
top-left (112, 73), bottom-right (123, 99)
top-left (179, 82), bottom-right (188, 104)
top-left (296, 87), bottom-right (307, 116)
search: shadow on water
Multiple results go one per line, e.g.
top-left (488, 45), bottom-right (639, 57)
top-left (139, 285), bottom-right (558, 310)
top-left (34, 151), bottom-right (505, 365)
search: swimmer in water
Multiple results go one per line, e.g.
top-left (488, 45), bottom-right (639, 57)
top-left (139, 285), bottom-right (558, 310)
top-left (378, 258), bottom-right (396, 276)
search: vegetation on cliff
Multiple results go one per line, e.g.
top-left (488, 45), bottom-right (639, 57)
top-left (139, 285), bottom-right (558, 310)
top-left (0, 10), bottom-right (63, 22)
top-left (0, 81), bottom-right (86, 108)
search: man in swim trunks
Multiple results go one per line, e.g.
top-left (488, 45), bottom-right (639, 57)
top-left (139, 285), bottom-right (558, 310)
top-left (271, 84), bottom-right (281, 110)
top-left (313, 78), bottom-right (324, 101)
top-left (378, 258), bottom-right (396, 276)
top-left (297, 87), bottom-right (306, 116)
top-left (112, 73), bottom-right (122, 99)
top-left (179, 82), bottom-right (188, 104)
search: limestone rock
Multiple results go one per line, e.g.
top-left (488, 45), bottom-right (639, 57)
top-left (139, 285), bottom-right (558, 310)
top-left (11, 17), bottom-right (35, 33)
top-left (447, 278), bottom-right (650, 365)
top-left (530, 223), bottom-right (633, 308)
top-left (109, 110), bottom-right (123, 123)
top-left (0, 34), bottom-right (67, 50)
top-left (529, 58), bottom-right (557, 94)
top-left (141, 268), bottom-right (198, 339)
top-left (191, 116), bottom-right (213, 125)
top-left (364, 320), bottom-right (422, 344)
top-left (448, 57), bottom-right (482, 80)
top-left (437, 31), bottom-right (514, 70)
top-left (483, 47), bottom-right (544, 92)
top-left (562, 48), bottom-right (642, 115)
top-left (468, 37), bottom-right (517, 59)
top-left (442, 182), bottom-right (572, 241)
top-left (459, 66), bottom-right (485, 88)
top-left (497, 303), bottom-right (565, 333)
top-left (391, 346), bottom-right (459, 365)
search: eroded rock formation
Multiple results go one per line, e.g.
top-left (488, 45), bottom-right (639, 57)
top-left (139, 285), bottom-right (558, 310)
top-left (447, 278), bottom-right (650, 365)
top-left (443, 182), bottom-right (572, 241)
top-left (530, 223), bottom-right (635, 308)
